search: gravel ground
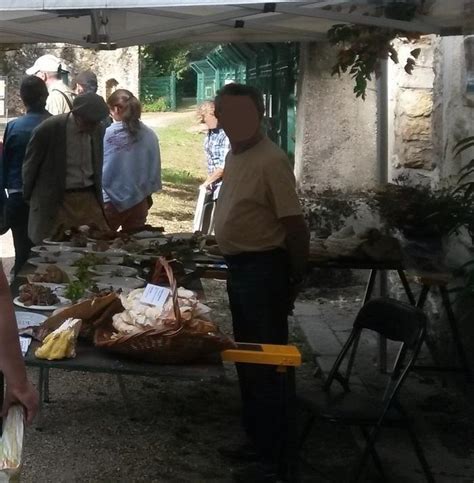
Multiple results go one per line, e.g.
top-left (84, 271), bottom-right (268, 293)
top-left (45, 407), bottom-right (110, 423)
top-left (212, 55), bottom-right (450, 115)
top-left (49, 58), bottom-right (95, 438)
top-left (20, 279), bottom-right (357, 482)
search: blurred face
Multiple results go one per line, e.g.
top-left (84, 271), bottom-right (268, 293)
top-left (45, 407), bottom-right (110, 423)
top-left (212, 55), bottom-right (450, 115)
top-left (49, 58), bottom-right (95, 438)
top-left (216, 94), bottom-right (260, 143)
top-left (76, 84), bottom-right (86, 95)
top-left (202, 110), bottom-right (218, 129)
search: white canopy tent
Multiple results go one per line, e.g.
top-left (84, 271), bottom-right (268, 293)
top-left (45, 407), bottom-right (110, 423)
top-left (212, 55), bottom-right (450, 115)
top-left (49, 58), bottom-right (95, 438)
top-left (0, 1), bottom-right (470, 48)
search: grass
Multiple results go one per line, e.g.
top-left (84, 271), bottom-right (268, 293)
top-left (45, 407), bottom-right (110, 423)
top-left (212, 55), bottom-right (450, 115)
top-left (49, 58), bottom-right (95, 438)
top-left (148, 115), bottom-right (206, 233)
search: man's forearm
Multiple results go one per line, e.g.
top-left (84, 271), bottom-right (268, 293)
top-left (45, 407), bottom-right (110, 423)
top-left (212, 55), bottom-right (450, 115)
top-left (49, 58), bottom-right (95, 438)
top-left (286, 230), bottom-right (310, 281)
top-left (0, 274), bottom-right (28, 385)
top-left (204, 168), bottom-right (224, 187)
top-left (281, 215), bottom-right (310, 281)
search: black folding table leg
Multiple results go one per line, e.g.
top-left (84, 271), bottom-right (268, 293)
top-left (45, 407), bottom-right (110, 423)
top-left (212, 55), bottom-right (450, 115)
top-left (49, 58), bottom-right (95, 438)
top-left (414, 284), bottom-right (447, 383)
top-left (398, 269), bottom-right (416, 305)
top-left (43, 368), bottom-right (50, 403)
top-left (439, 286), bottom-right (473, 383)
top-left (416, 285), bottom-right (430, 310)
top-left (363, 269), bottom-right (377, 304)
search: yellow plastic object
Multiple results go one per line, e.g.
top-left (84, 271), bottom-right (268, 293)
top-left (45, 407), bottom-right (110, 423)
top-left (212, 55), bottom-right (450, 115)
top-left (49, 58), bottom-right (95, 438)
top-left (0, 405), bottom-right (24, 482)
top-left (221, 343), bottom-right (302, 367)
top-left (35, 318), bottom-right (82, 361)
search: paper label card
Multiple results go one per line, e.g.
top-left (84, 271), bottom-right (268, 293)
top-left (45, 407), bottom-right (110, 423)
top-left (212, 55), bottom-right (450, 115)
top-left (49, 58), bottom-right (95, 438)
top-left (140, 284), bottom-right (171, 308)
top-left (20, 337), bottom-right (31, 356)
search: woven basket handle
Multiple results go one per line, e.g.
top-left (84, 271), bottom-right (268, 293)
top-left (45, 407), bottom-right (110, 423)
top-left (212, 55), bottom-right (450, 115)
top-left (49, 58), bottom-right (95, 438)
top-left (152, 257), bottom-right (181, 324)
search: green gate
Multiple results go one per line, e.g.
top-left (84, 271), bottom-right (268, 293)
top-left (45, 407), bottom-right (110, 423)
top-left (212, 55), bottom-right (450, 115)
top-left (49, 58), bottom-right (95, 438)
top-left (189, 60), bottom-right (217, 104)
top-left (140, 72), bottom-right (177, 111)
top-left (192, 43), bottom-right (298, 161)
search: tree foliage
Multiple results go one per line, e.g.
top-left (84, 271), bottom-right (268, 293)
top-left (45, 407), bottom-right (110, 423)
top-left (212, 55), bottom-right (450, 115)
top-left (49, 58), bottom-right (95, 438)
top-left (141, 42), bottom-right (214, 79)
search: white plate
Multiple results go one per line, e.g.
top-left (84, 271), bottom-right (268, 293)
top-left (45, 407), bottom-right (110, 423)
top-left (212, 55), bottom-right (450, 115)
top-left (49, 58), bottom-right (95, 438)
top-left (15, 311), bottom-right (47, 329)
top-left (43, 238), bottom-right (74, 247)
top-left (31, 245), bottom-right (76, 255)
top-left (28, 253), bottom-right (82, 266)
top-left (88, 265), bottom-right (138, 277)
top-left (93, 276), bottom-right (145, 290)
top-left (85, 243), bottom-right (128, 256)
top-left (27, 268), bottom-right (77, 283)
top-left (76, 255), bottom-right (123, 266)
top-left (25, 282), bottom-right (67, 297)
top-left (14, 296), bottom-right (71, 311)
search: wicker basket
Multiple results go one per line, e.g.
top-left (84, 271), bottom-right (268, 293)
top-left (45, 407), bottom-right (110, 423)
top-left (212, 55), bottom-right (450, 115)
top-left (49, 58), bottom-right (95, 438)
top-left (94, 257), bottom-right (235, 363)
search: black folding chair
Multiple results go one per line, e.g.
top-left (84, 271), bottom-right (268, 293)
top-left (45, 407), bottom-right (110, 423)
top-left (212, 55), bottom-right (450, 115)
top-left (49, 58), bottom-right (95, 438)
top-left (300, 298), bottom-right (435, 482)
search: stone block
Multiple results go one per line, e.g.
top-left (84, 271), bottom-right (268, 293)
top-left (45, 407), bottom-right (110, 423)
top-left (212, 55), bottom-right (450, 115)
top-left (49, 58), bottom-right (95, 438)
top-left (397, 66), bottom-right (435, 89)
top-left (399, 88), bottom-right (433, 117)
top-left (400, 115), bottom-right (432, 141)
top-left (401, 143), bottom-right (434, 169)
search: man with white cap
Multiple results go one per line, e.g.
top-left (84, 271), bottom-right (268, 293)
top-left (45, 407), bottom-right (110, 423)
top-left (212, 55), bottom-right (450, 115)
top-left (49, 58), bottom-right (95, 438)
top-left (26, 54), bottom-right (75, 115)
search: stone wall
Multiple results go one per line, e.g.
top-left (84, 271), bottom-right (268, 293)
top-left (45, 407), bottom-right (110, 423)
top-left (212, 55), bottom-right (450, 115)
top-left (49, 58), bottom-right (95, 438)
top-left (389, 35), bottom-right (474, 185)
top-left (295, 42), bottom-right (378, 194)
top-left (1, 43), bottom-right (139, 117)
top-left (432, 36), bottom-right (474, 181)
top-left (388, 36), bottom-right (436, 185)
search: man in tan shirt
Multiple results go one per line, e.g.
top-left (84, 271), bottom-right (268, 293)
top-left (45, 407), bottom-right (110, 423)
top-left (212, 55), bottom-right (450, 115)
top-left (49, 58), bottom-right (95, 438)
top-left (214, 83), bottom-right (309, 482)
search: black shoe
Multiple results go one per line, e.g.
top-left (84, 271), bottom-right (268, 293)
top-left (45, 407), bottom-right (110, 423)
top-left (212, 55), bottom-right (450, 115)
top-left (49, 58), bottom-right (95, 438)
top-left (218, 442), bottom-right (260, 462)
top-left (231, 462), bottom-right (285, 483)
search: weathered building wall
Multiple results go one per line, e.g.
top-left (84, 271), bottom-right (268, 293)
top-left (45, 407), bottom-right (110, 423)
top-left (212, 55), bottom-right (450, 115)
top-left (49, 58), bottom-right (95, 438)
top-left (1, 43), bottom-right (139, 117)
top-left (295, 42), bottom-right (378, 194)
top-left (389, 35), bottom-right (474, 185)
top-left (296, 37), bottom-right (474, 371)
top-left (387, 35), bottom-right (474, 371)
top-left (432, 35), bottom-right (474, 180)
top-left (388, 36), bottom-right (436, 185)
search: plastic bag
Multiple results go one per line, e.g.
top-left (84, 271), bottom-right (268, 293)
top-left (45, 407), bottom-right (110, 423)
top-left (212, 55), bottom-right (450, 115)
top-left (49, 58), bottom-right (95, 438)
top-left (0, 405), bottom-right (24, 482)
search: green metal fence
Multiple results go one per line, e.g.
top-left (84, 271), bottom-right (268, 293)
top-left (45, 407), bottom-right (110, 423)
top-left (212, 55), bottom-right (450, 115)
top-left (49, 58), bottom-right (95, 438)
top-left (140, 72), bottom-right (177, 111)
top-left (191, 43), bottom-right (298, 161)
top-left (189, 60), bottom-right (216, 105)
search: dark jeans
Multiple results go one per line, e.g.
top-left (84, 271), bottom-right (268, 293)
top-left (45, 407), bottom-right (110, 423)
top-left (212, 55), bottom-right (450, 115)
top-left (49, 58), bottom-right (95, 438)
top-left (6, 193), bottom-right (33, 275)
top-left (226, 248), bottom-right (291, 464)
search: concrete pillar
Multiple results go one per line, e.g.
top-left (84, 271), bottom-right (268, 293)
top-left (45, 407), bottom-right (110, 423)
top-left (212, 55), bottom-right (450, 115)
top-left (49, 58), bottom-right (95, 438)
top-left (294, 42), bottom-right (378, 193)
top-left (432, 36), bottom-right (474, 180)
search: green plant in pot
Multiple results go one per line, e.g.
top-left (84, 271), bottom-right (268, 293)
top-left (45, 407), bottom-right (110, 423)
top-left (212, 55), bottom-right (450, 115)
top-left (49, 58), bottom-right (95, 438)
top-left (372, 137), bottom-right (474, 269)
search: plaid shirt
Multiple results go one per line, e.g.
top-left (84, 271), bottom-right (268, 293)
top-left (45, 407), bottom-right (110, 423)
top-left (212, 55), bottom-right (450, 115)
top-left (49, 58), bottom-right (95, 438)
top-left (204, 128), bottom-right (230, 175)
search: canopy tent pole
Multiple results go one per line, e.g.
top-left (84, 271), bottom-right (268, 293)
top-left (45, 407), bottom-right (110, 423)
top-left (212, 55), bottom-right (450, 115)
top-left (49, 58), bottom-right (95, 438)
top-left (376, 59), bottom-right (389, 373)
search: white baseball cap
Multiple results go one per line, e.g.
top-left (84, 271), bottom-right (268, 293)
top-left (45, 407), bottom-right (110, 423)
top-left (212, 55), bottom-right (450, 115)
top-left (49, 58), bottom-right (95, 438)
top-left (26, 54), bottom-right (70, 75)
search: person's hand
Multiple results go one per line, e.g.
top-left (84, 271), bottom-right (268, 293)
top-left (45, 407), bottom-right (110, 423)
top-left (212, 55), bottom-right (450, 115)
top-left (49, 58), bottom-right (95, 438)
top-left (288, 274), bottom-right (306, 316)
top-left (3, 379), bottom-right (39, 425)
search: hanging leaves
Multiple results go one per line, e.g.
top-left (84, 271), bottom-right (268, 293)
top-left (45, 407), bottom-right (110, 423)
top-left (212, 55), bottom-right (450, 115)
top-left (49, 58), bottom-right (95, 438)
top-left (327, 2), bottom-right (422, 99)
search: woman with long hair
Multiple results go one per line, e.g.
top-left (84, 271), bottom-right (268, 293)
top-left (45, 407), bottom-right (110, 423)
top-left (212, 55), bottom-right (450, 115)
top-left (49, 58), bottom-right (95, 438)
top-left (102, 89), bottom-right (161, 231)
